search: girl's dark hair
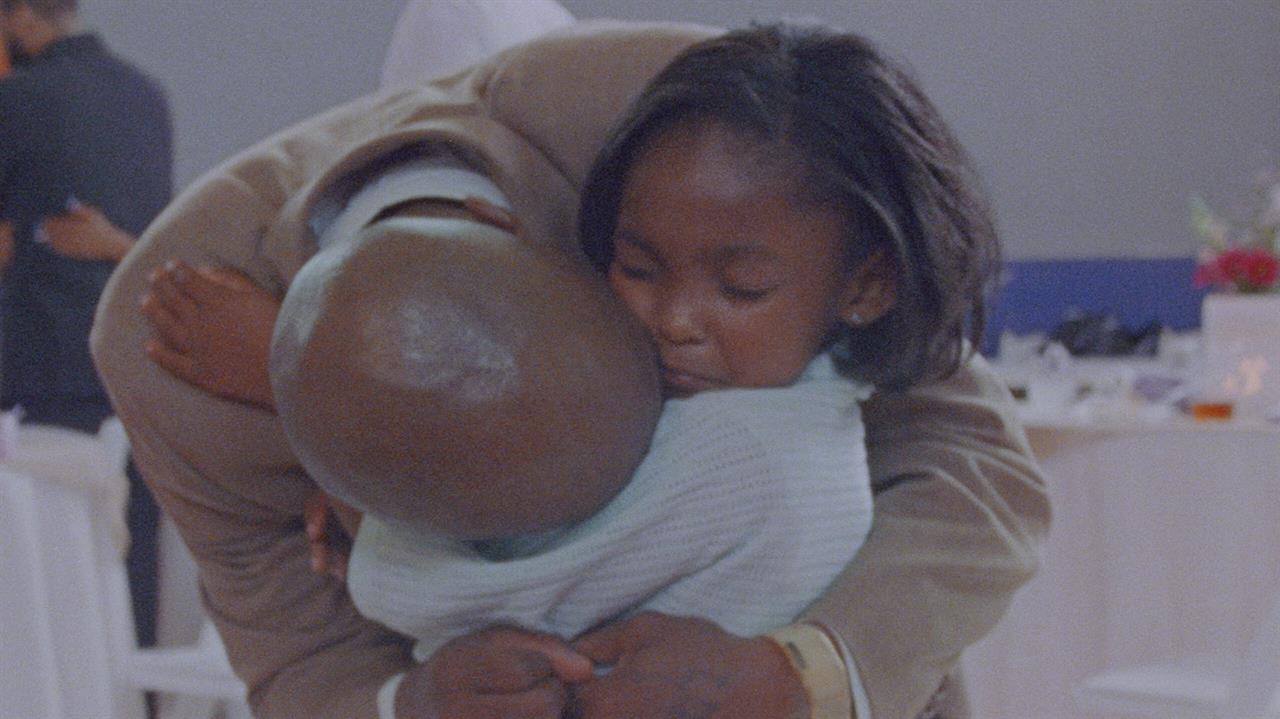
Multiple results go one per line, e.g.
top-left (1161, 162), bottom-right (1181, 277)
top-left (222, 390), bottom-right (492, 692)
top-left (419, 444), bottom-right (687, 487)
top-left (579, 23), bottom-right (1001, 390)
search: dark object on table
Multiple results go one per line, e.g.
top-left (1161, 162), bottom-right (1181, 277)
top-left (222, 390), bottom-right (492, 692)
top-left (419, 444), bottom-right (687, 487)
top-left (1044, 312), bottom-right (1163, 357)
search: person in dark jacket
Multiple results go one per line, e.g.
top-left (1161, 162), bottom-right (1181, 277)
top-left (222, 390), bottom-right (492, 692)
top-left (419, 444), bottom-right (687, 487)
top-left (0, 0), bottom-right (172, 649)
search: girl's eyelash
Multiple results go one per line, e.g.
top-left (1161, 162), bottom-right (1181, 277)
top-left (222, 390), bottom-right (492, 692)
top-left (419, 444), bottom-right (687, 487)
top-left (616, 264), bottom-right (655, 280)
top-left (721, 285), bottom-right (773, 302)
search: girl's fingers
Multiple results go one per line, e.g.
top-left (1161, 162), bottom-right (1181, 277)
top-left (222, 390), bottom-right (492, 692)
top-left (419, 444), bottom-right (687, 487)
top-left (148, 264), bottom-right (199, 322)
top-left (303, 494), bottom-right (330, 541)
top-left (145, 338), bottom-right (198, 386)
top-left (463, 196), bottom-right (520, 234)
top-left (140, 292), bottom-right (190, 353)
top-left (176, 263), bottom-right (247, 301)
top-left (199, 265), bottom-right (261, 293)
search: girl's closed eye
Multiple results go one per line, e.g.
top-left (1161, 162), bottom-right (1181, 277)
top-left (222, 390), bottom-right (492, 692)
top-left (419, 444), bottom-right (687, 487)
top-left (718, 255), bottom-right (782, 303)
top-left (611, 236), bottom-right (661, 281)
top-left (615, 260), bottom-right (657, 282)
top-left (720, 284), bottom-right (773, 302)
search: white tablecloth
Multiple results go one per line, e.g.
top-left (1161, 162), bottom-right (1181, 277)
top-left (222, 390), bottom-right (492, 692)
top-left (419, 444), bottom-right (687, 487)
top-left (964, 418), bottom-right (1280, 718)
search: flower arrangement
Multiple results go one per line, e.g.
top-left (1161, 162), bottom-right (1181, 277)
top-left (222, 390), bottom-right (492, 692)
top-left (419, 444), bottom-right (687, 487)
top-left (1191, 171), bottom-right (1280, 293)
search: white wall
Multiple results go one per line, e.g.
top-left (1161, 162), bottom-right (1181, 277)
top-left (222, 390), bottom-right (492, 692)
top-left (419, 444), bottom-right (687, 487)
top-left (81, 0), bottom-right (1279, 260)
top-left (80, 1), bottom-right (404, 192)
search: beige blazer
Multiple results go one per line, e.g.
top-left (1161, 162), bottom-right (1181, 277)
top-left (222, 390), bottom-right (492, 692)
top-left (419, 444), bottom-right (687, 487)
top-left (92, 21), bottom-right (1049, 719)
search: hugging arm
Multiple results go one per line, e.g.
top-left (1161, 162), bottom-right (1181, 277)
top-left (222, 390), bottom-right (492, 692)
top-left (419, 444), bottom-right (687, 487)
top-left (803, 352), bottom-right (1050, 718)
top-left (91, 93), bottom-right (423, 719)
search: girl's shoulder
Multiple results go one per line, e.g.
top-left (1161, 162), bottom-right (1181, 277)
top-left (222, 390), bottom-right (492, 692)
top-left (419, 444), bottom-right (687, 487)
top-left (652, 354), bottom-right (870, 463)
top-left (662, 354), bottom-right (871, 421)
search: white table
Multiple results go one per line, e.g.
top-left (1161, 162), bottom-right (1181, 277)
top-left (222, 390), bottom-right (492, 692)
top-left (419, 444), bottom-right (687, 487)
top-left (964, 415), bottom-right (1280, 718)
top-left (0, 463), bottom-right (147, 719)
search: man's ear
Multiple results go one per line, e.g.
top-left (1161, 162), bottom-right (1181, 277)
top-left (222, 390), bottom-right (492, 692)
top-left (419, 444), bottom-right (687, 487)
top-left (838, 249), bottom-right (897, 327)
top-left (463, 196), bottom-right (520, 235)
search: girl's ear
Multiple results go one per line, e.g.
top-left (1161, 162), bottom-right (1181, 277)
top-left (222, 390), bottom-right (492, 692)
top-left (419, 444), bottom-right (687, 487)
top-left (839, 250), bottom-right (897, 327)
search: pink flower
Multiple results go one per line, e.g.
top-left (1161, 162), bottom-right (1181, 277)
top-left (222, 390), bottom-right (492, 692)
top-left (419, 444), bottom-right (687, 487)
top-left (1243, 248), bottom-right (1280, 288)
top-left (1196, 247), bottom-right (1280, 292)
top-left (1193, 260), bottom-right (1227, 288)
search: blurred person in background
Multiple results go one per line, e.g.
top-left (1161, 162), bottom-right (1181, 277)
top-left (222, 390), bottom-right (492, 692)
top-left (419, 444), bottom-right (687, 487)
top-left (0, 0), bottom-right (172, 650)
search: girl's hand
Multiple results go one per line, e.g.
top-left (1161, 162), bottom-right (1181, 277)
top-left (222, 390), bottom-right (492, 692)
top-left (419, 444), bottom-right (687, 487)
top-left (140, 260), bottom-right (280, 410)
top-left (395, 626), bottom-right (593, 719)
top-left (303, 492), bottom-right (361, 580)
top-left (571, 612), bottom-right (808, 719)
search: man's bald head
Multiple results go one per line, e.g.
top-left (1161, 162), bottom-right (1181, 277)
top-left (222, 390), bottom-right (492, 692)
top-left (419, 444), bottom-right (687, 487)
top-left (271, 216), bottom-right (660, 540)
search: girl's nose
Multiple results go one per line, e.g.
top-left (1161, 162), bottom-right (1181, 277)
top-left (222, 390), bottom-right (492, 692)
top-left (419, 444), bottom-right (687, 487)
top-left (653, 285), bottom-right (702, 346)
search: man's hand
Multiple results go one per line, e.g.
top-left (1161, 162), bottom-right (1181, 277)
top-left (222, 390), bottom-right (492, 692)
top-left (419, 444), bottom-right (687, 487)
top-left (40, 204), bottom-right (134, 262)
top-left (396, 626), bottom-right (594, 719)
top-left (0, 221), bottom-right (13, 273)
top-left (572, 612), bottom-right (809, 719)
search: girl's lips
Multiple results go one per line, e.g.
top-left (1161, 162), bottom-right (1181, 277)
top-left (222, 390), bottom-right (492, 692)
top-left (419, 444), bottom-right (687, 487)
top-left (660, 365), bottom-right (719, 396)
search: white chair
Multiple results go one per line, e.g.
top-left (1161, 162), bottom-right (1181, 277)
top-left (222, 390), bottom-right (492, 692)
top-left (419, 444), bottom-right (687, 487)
top-left (1075, 589), bottom-right (1280, 719)
top-left (0, 417), bottom-right (251, 719)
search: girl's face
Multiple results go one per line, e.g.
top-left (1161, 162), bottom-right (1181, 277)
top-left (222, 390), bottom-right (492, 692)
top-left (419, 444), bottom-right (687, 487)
top-left (608, 123), bottom-right (873, 397)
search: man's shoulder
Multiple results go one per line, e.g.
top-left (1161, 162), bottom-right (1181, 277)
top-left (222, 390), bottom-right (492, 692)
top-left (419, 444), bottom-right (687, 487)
top-left (511, 19), bottom-right (720, 58)
top-left (485, 19), bottom-right (720, 93)
top-left (473, 20), bottom-right (722, 186)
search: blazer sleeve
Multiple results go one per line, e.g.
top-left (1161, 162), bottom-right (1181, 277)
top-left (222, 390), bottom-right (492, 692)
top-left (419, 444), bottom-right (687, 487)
top-left (90, 92), bottom-right (423, 719)
top-left (801, 351), bottom-right (1051, 719)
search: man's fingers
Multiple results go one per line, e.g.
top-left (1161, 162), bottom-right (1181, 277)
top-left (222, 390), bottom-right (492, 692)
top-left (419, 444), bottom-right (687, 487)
top-left (436, 628), bottom-right (592, 693)
top-left (569, 678), bottom-right (637, 719)
top-left (572, 618), bottom-right (635, 667)
top-left (467, 641), bottom-right (557, 691)
top-left (472, 679), bottom-right (567, 719)
top-left (486, 628), bottom-right (594, 683)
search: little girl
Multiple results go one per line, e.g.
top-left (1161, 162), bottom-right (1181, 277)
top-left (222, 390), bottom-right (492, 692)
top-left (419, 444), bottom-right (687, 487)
top-left (142, 19), bottom-right (998, 701)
